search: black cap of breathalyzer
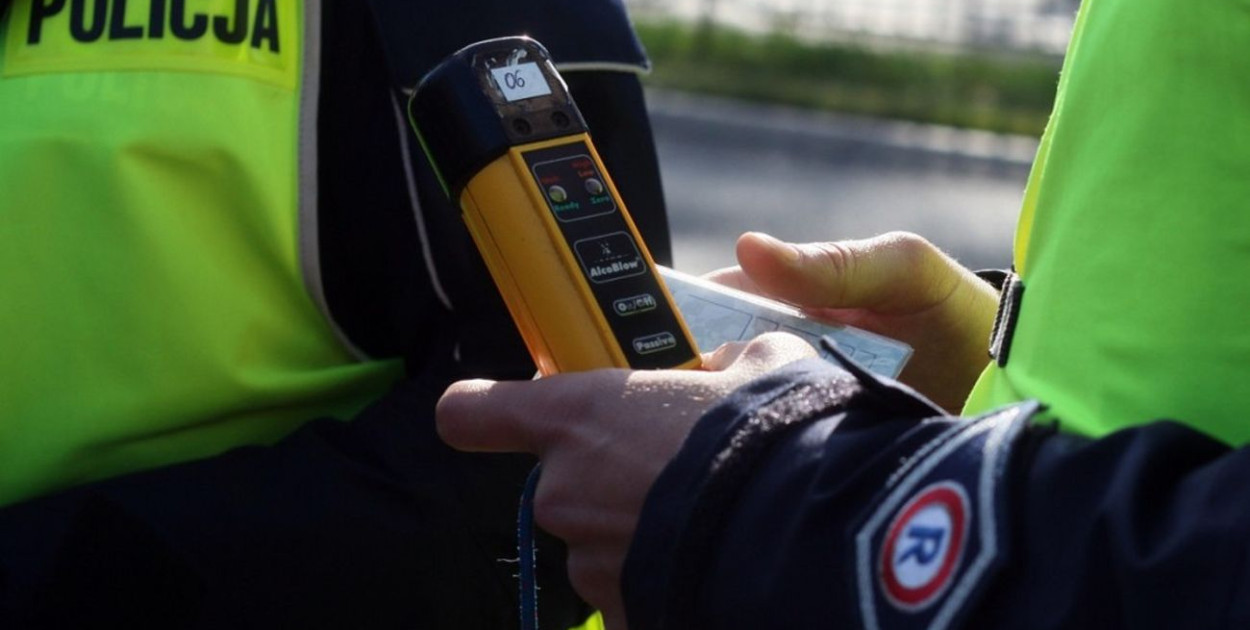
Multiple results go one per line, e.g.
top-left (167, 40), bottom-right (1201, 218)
top-left (408, 36), bottom-right (589, 200)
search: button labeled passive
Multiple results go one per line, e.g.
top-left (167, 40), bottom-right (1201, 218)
top-left (633, 332), bottom-right (678, 355)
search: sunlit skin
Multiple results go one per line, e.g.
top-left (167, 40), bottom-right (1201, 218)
top-left (711, 231), bottom-right (999, 412)
top-left (438, 333), bottom-right (816, 628)
top-left (437, 231), bottom-right (998, 628)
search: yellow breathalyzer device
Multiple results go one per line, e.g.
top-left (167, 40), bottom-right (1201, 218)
top-left (408, 37), bottom-right (701, 375)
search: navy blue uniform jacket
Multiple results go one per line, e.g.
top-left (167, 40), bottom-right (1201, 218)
top-left (623, 353), bottom-right (1250, 629)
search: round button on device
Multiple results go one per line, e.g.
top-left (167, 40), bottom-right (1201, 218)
top-left (584, 178), bottom-right (605, 195)
top-left (548, 185), bottom-right (568, 203)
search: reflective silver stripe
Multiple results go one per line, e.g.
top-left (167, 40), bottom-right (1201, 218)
top-left (297, 0), bottom-right (372, 362)
top-left (391, 93), bottom-right (454, 311)
top-left (555, 61), bottom-right (651, 75)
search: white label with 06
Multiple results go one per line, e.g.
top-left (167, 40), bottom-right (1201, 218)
top-left (490, 62), bottom-right (552, 102)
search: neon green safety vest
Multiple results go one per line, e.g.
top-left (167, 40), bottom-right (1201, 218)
top-left (0, 0), bottom-right (401, 506)
top-left (964, 0), bottom-right (1250, 443)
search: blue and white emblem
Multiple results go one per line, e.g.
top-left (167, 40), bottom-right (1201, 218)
top-left (855, 403), bottom-right (1033, 630)
top-left (879, 481), bottom-right (970, 611)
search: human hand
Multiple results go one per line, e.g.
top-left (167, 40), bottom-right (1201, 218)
top-left (436, 333), bottom-right (817, 630)
top-left (706, 231), bottom-right (997, 411)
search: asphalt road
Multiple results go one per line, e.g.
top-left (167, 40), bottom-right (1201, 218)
top-left (646, 90), bottom-right (1037, 275)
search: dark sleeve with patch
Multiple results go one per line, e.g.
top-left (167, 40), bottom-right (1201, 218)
top-left (622, 355), bottom-right (1250, 630)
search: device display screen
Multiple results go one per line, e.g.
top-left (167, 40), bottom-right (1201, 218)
top-left (489, 62), bottom-right (552, 102)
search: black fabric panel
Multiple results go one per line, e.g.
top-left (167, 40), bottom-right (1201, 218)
top-left (405, 123), bottom-right (538, 379)
top-left (317, 0), bottom-right (442, 361)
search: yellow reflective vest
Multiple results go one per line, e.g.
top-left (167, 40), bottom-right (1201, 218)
top-left (0, 0), bottom-right (401, 506)
top-left (965, 0), bottom-right (1250, 444)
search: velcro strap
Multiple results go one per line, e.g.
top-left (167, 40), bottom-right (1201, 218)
top-left (988, 272), bottom-right (1024, 368)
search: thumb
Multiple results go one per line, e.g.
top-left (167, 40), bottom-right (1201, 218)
top-left (436, 379), bottom-right (543, 454)
top-left (735, 231), bottom-right (955, 314)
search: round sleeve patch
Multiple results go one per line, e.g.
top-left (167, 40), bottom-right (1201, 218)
top-left (855, 402), bottom-right (1035, 630)
top-left (880, 481), bottom-right (971, 612)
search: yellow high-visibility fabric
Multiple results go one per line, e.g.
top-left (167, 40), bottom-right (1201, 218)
top-left (964, 0), bottom-right (1250, 444)
top-left (570, 612), bottom-right (605, 630)
top-left (0, 0), bottom-right (400, 506)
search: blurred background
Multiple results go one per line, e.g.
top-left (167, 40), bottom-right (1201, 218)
top-left (622, 0), bottom-right (1080, 273)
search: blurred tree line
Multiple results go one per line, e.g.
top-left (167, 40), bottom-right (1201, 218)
top-left (634, 19), bottom-right (1062, 136)
top-left (626, 0), bottom-right (1076, 135)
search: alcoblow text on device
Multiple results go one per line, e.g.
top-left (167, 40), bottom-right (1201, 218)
top-left (408, 36), bottom-right (700, 375)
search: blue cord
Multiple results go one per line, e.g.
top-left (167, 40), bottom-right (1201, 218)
top-left (518, 464), bottom-right (543, 630)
